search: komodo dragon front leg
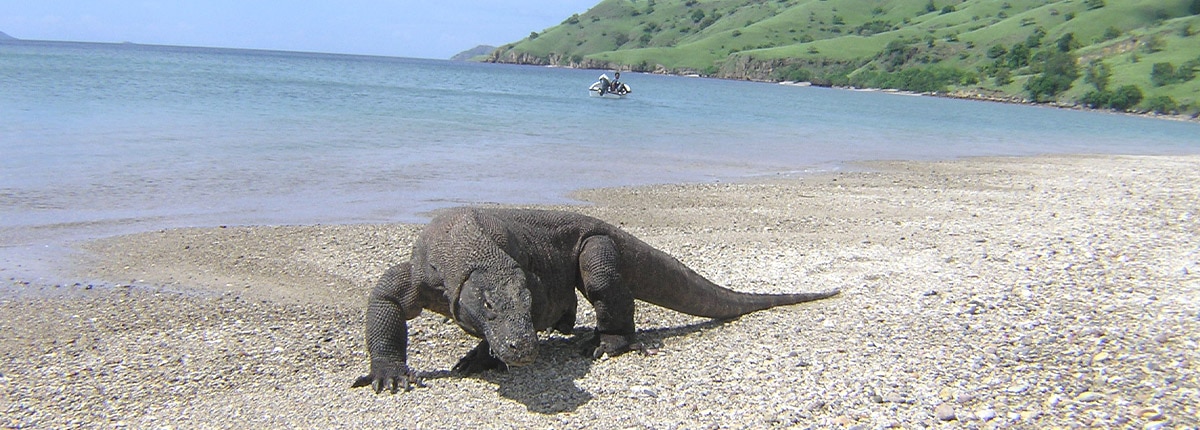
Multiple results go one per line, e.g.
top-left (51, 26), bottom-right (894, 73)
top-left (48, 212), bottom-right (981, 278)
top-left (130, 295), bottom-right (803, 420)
top-left (351, 263), bottom-right (424, 394)
top-left (578, 235), bottom-right (642, 358)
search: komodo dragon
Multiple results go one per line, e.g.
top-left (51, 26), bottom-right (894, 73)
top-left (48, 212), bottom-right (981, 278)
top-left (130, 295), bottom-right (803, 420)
top-left (352, 207), bottom-right (839, 393)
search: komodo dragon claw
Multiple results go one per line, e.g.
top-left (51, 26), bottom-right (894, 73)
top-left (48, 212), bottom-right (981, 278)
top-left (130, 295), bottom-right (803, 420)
top-left (351, 359), bottom-right (423, 394)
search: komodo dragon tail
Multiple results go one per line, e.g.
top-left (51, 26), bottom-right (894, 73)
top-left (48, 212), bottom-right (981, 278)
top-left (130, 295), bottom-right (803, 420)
top-left (622, 238), bottom-right (839, 320)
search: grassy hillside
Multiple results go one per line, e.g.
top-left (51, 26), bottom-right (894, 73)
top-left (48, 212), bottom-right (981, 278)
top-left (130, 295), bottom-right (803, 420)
top-left (488, 0), bottom-right (1200, 116)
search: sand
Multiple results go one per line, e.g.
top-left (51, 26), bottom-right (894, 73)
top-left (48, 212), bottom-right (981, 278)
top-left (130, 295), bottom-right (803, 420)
top-left (2, 154), bottom-right (1198, 428)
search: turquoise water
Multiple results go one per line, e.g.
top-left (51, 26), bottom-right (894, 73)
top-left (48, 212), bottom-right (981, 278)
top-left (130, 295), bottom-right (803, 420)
top-left (3, 40), bottom-right (1200, 280)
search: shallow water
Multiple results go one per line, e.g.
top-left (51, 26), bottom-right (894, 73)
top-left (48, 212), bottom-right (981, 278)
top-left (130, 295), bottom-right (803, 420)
top-left (3, 40), bottom-right (1199, 281)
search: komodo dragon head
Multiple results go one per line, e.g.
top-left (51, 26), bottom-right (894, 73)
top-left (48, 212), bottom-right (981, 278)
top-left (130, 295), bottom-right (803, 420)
top-left (453, 269), bottom-right (540, 367)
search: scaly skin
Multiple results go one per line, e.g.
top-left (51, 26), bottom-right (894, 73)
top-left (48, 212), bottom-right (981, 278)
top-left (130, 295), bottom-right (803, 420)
top-left (352, 207), bottom-right (839, 393)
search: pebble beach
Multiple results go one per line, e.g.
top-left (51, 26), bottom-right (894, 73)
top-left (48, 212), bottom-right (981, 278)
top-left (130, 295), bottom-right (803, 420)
top-left (3, 154), bottom-right (1198, 428)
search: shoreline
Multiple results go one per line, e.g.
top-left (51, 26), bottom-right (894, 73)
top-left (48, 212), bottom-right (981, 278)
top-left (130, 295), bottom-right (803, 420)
top-left (3, 154), bottom-right (1199, 427)
top-left (550, 64), bottom-right (1200, 124)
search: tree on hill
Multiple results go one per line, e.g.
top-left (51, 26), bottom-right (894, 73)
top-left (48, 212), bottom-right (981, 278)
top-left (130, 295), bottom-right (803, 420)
top-left (1081, 84), bottom-right (1144, 111)
top-left (1151, 60), bottom-right (1198, 86)
top-left (1025, 50), bottom-right (1079, 102)
top-left (1084, 61), bottom-right (1111, 92)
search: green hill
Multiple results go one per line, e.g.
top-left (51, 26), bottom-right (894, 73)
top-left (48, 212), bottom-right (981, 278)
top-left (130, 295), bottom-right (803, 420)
top-left (487, 0), bottom-right (1200, 116)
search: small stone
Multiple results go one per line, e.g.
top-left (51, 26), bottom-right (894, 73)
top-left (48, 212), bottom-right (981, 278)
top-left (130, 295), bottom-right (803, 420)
top-left (976, 408), bottom-right (997, 421)
top-left (832, 415), bottom-right (854, 426)
top-left (1006, 383), bottom-right (1029, 394)
top-left (938, 387), bottom-right (954, 401)
top-left (1093, 351), bottom-right (1110, 362)
top-left (1075, 392), bottom-right (1104, 402)
top-left (629, 386), bottom-right (657, 398)
top-left (1135, 406), bottom-right (1165, 421)
top-left (934, 403), bottom-right (957, 421)
top-left (955, 393), bottom-right (975, 403)
top-left (1044, 395), bottom-right (1063, 408)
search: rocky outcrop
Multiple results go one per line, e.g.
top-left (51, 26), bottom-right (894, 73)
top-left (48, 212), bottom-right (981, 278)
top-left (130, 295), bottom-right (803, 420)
top-left (486, 48), bottom-right (551, 65)
top-left (716, 55), bottom-right (784, 81)
top-left (486, 47), bottom-right (624, 71)
top-left (449, 45), bottom-right (497, 61)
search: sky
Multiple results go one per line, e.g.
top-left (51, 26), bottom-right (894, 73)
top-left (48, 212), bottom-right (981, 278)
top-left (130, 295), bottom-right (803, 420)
top-left (0, 1), bottom-right (599, 59)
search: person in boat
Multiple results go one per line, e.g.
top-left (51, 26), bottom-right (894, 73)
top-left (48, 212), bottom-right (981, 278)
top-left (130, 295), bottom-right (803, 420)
top-left (609, 71), bottom-right (623, 94)
top-left (597, 74), bottom-right (611, 95)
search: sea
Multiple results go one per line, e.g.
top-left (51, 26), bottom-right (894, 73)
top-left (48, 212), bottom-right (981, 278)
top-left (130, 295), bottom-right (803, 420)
top-left (3, 40), bottom-right (1200, 283)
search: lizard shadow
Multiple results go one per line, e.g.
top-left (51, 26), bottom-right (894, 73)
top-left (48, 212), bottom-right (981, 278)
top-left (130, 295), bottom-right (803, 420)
top-left (444, 318), bottom-right (729, 414)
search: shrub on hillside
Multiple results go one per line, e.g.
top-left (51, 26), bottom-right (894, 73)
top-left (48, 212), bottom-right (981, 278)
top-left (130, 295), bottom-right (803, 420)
top-left (1079, 85), bottom-right (1143, 111)
top-left (987, 44), bottom-right (1008, 59)
top-left (774, 65), bottom-right (813, 82)
top-left (993, 67), bottom-right (1013, 86)
top-left (1100, 27), bottom-right (1122, 42)
top-left (1152, 62), bottom-right (1178, 86)
top-left (1026, 74), bottom-right (1075, 101)
top-left (1151, 60), bottom-right (1198, 86)
top-left (856, 20), bottom-right (895, 35)
top-left (850, 66), bottom-right (969, 93)
top-left (1084, 61), bottom-right (1111, 91)
top-left (1024, 50), bottom-right (1078, 101)
top-left (1109, 85), bottom-right (1145, 110)
top-left (1144, 95), bottom-right (1178, 114)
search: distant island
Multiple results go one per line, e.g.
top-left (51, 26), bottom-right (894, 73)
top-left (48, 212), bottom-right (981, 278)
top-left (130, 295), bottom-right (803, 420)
top-left (450, 45), bottom-right (497, 61)
top-left (488, 0), bottom-right (1200, 118)
top-left (0, 31), bottom-right (17, 41)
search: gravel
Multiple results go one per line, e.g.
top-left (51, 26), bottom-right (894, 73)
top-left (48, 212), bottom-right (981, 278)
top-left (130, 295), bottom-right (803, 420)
top-left (3, 154), bottom-right (1198, 428)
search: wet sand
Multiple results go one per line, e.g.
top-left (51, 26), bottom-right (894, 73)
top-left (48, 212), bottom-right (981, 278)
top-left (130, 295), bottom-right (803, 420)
top-left (3, 154), bottom-right (1198, 428)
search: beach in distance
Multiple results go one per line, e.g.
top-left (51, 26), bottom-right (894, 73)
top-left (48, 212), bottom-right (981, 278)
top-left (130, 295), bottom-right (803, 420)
top-left (4, 154), bottom-right (1198, 428)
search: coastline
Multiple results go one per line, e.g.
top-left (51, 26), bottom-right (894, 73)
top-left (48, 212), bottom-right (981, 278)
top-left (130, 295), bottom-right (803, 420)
top-left (3, 154), bottom-right (1198, 427)
top-left (581, 65), bottom-right (1200, 124)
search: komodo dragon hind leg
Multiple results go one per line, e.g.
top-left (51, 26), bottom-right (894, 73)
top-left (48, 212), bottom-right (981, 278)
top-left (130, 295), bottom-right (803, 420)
top-left (579, 235), bottom-right (643, 359)
top-left (452, 340), bottom-right (508, 374)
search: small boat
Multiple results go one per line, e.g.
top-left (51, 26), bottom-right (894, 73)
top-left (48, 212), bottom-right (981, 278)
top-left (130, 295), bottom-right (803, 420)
top-left (589, 74), bottom-right (631, 98)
